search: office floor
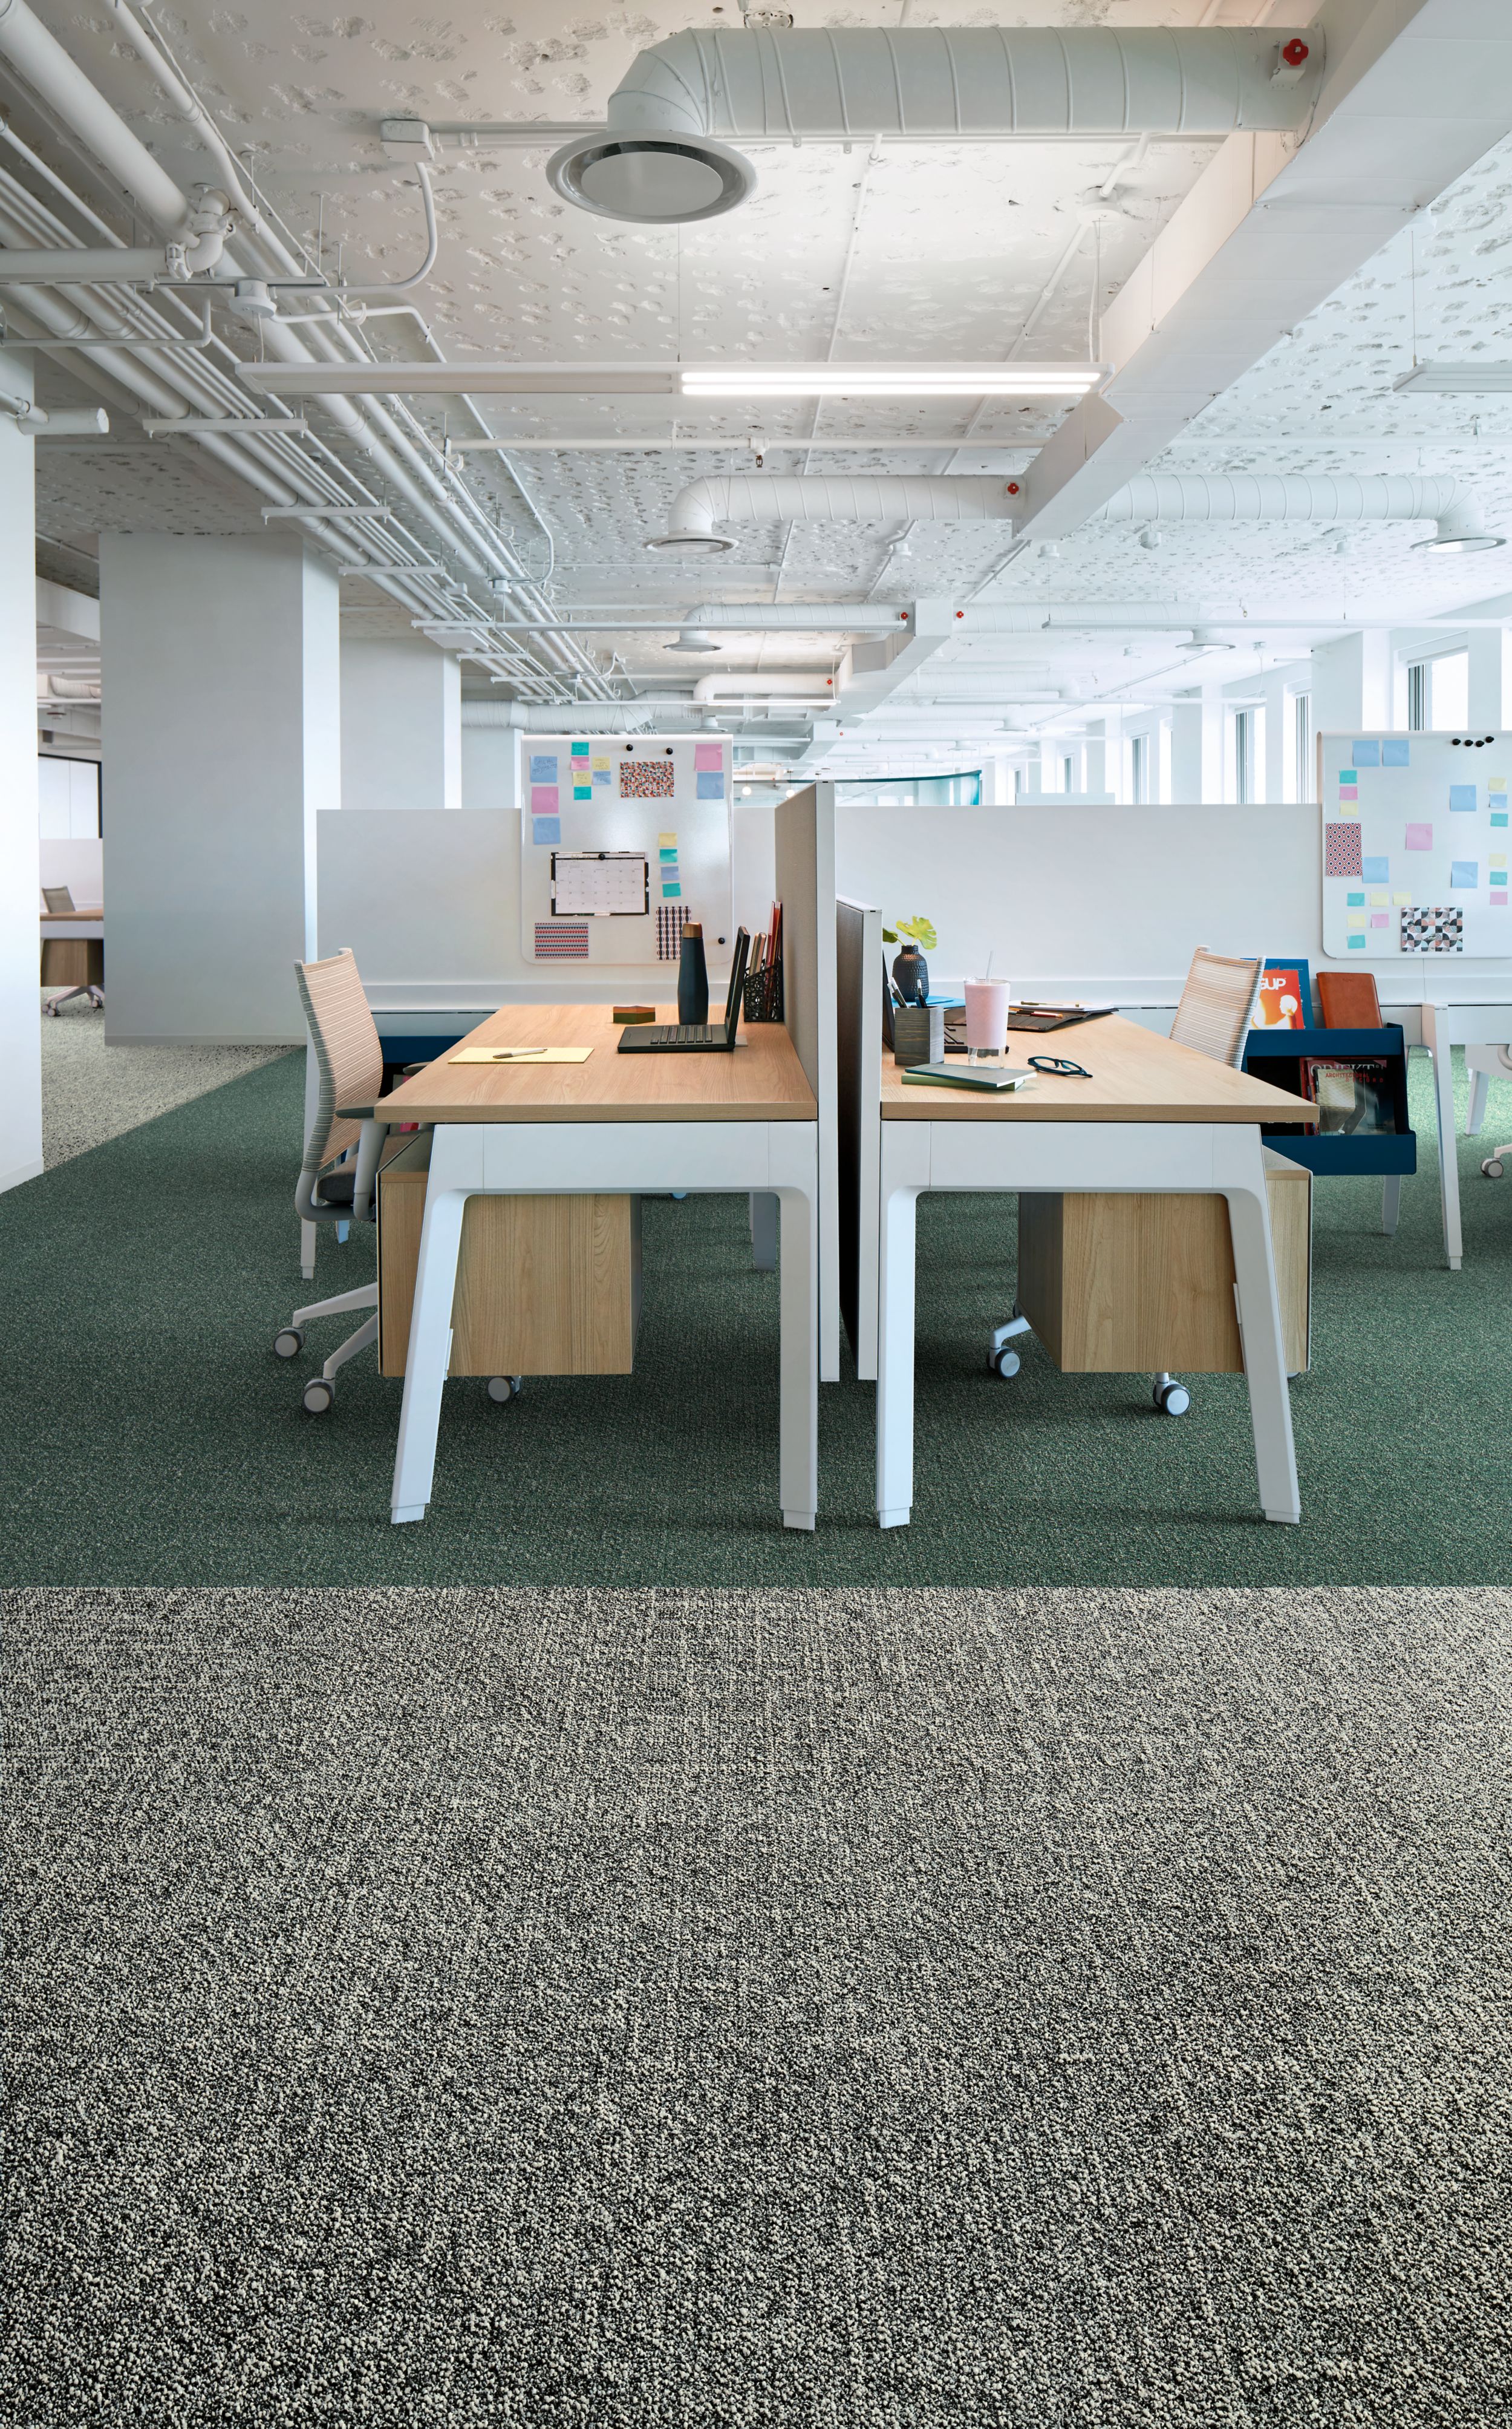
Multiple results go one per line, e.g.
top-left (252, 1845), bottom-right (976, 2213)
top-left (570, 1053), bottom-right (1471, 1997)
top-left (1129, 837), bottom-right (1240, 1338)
top-left (38, 987), bottom-right (289, 1169)
top-left (0, 1044), bottom-right (1507, 1587)
top-left (5, 1580), bottom-right (1509, 2426)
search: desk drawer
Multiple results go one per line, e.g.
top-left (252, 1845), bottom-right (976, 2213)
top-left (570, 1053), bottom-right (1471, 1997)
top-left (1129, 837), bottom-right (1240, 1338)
top-left (40, 938), bottom-right (103, 988)
top-left (1017, 1164), bottom-right (1311, 1377)
top-left (377, 1132), bottom-right (641, 1377)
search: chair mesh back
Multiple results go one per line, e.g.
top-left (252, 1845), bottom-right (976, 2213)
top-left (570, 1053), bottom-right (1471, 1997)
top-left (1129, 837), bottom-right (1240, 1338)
top-left (42, 885), bottom-right (75, 914)
top-left (295, 949), bottom-right (385, 1172)
top-left (1169, 949), bottom-right (1263, 1068)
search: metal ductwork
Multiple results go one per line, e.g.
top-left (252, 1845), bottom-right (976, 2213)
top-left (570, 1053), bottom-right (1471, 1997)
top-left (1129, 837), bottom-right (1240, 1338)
top-left (548, 27), bottom-right (1323, 223)
top-left (692, 673), bottom-right (835, 704)
top-left (654, 473), bottom-right (1502, 555)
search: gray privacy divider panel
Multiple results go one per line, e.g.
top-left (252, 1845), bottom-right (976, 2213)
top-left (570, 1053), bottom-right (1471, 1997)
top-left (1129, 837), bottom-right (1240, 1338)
top-left (775, 783), bottom-right (839, 1383)
top-left (836, 897), bottom-right (882, 1381)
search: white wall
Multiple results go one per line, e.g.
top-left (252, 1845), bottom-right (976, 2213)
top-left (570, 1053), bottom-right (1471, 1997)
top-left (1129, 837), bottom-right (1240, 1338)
top-left (39, 838), bottom-right (103, 904)
top-left (461, 722), bottom-right (515, 808)
top-left (0, 364), bottom-right (42, 1194)
top-left (342, 636), bottom-right (460, 809)
top-left (37, 753), bottom-right (100, 837)
top-left (102, 535), bottom-right (341, 1044)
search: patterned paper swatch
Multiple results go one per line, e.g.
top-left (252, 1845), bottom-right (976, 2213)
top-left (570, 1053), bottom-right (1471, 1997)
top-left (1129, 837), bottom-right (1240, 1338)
top-left (1325, 822), bottom-right (1363, 877)
top-left (1400, 906), bottom-right (1464, 954)
top-left (621, 757), bottom-right (675, 799)
top-left (534, 921), bottom-right (589, 961)
top-left (657, 904), bottom-right (688, 961)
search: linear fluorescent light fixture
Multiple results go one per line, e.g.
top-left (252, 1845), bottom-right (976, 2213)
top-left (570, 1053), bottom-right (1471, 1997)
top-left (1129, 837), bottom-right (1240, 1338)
top-left (239, 358), bottom-right (1106, 401)
top-left (678, 364), bottom-right (1106, 398)
top-left (1393, 363), bottom-right (1512, 395)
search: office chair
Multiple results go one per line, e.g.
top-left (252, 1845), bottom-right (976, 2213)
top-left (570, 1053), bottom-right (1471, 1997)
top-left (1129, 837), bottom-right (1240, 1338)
top-left (41, 884), bottom-right (105, 1013)
top-left (1478, 1045), bottom-right (1512, 1186)
top-left (989, 948), bottom-right (1263, 1419)
top-left (272, 948), bottom-right (389, 1415)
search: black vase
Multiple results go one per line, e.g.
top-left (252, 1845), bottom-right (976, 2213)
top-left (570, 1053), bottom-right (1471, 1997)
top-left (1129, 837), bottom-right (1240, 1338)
top-left (677, 924), bottom-right (709, 1024)
top-left (892, 943), bottom-right (929, 1004)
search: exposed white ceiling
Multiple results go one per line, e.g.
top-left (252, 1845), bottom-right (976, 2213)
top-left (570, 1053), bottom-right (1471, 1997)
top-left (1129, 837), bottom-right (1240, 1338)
top-left (9, 0), bottom-right (1512, 759)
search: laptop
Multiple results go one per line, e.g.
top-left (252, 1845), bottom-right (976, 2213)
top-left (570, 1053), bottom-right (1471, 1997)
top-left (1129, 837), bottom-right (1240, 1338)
top-left (618, 929), bottom-right (751, 1053)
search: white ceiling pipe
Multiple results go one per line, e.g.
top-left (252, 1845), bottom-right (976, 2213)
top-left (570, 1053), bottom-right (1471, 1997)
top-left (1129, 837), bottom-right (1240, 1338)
top-left (692, 673), bottom-right (835, 702)
top-left (1089, 474), bottom-right (1500, 553)
top-left (653, 475), bottom-right (1018, 551)
top-left (0, 226), bottom-right (228, 283)
top-left (549, 27), bottom-right (1323, 222)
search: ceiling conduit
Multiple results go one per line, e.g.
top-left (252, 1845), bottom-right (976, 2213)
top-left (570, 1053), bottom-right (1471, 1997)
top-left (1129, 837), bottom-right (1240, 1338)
top-left (549, 26), bottom-right (1324, 222)
top-left (654, 472), bottom-right (1500, 554)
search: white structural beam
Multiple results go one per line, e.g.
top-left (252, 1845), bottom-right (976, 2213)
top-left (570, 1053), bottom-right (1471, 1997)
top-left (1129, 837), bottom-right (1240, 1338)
top-left (1012, 0), bottom-right (1512, 549)
top-left (1, 359), bottom-right (44, 1194)
top-left (833, 601), bottom-right (959, 718)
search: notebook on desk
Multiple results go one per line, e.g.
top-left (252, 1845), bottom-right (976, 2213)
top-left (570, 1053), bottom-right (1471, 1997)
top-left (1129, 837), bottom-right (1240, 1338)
top-left (618, 930), bottom-right (751, 1053)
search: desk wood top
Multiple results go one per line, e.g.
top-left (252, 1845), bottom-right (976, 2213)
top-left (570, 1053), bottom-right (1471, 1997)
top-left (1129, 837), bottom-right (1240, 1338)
top-left (41, 907), bottom-right (103, 924)
top-left (881, 1014), bottom-right (1317, 1124)
top-left (376, 1003), bottom-right (817, 1125)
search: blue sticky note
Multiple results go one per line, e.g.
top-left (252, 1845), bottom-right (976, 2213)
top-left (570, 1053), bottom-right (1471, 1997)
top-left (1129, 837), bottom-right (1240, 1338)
top-left (1338, 771), bottom-right (1358, 786)
top-left (1347, 933), bottom-right (1367, 950)
top-left (1493, 811), bottom-right (1510, 828)
top-left (696, 770), bottom-right (726, 799)
top-left (1346, 891), bottom-right (1366, 907)
top-left (659, 846), bottom-right (678, 860)
top-left (573, 784), bottom-right (592, 800)
top-left (532, 815), bottom-right (560, 846)
top-left (1449, 785), bottom-right (1477, 812)
top-left (529, 754), bottom-right (556, 784)
top-left (661, 882), bottom-right (682, 899)
top-left (1362, 856), bottom-right (1390, 883)
top-left (1382, 738), bottom-right (1410, 767)
top-left (1352, 740), bottom-right (1380, 767)
top-left (1450, 860), bottom-right (1478, 888)
top-left (570, 741), bottom-right (588, 757)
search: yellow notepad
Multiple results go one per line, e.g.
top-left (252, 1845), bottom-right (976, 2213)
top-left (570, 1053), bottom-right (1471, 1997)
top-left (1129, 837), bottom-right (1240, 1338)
top-left (448, 1046), bottom-right (594, 1065)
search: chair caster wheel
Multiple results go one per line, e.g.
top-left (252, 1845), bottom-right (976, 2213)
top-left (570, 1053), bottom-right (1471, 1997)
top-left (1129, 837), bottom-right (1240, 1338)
top-left (486, 1375), bottom-right (523, 1404)
top-left (302, 1376), bottom-right (334, 1415)
top-left (1153, 1381), bottom-right (1191, 1416)
top-left (273, 1327), bottom-right (305, 1360)
top-left (989, 1348), bottom-right (1021, 1379)
top-left (1482, 1157), bottom-right (1504, 1179)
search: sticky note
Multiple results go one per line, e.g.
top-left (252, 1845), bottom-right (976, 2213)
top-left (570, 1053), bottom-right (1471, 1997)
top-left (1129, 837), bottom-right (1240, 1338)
top-left (1493, 891), bottom-right (1510, 907)
top-left (1338, 785), bottom-right (1358, 802)
top-left (1346, 891), bottom-right (1366, 907)
top-left (1449, 785), bottom-right (1476, 813)
top-left (1369, 890), bottom-right (1388, 907)
top-left (1491, 855), bottom-right (1508, 871)
top-left (571, 740), bottom-right (588, 757)
top-left (696, 770), bottom-right (726, 799)
top-left (660, 881), bottom-right (682, 899)
top-left (1382, 738), bottom-right (1410, 767)
top-left (529, 754), bottom-right (557, 784)
top-left (1450, 860), bottom-right (1478, 888)
top-left (1406, 823), bottom-right (1433, 850)
top-left (1369, 912), bottom-right (1389, 928)
top-left (1363, 856), bottom-right (1390, 883)
top-left (530, 785), bottom-right (558, 816)
top-left (659, 846), bottom-right (678, 860)
top-left (532, 814), bottom-right (560, 846)
top-left (1347, 933), bottom-right (1367, 950)
top-left (1493, 812), bottom-right (1510, 828)
top-left (1352, 740), bottom-right (1380, 767)
top-left (1393, 892), bottom-right (1411, 906)
top-left (1339, 771), bottom-right (1358, 785)
top-left (694, 743), bottom-right (723, 773)
top-left (659, 831), bottom-right (676, 848)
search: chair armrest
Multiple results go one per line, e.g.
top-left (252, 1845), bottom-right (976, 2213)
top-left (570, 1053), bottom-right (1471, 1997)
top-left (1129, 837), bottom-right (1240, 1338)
top-left (336, 1102), bottom-right (379, 1120)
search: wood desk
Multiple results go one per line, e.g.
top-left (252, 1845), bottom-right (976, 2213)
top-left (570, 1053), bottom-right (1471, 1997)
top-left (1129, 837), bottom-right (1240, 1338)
top-left (876, 1016), bottom-right (1317, 1529)
top-left (373, 1004), bottom-right (820, 1529)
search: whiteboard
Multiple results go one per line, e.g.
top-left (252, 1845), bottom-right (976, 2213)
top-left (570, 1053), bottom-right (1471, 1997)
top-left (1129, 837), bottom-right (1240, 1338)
top-left (520, 733), bottom-right (732, 967)
top-left (551, 852), bottom-right (648, 917)
top-left (1320, 731), bottom-right (1511, 960)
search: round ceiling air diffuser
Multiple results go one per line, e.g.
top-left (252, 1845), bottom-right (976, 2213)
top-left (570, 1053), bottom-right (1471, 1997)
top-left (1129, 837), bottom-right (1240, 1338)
top-left (547, 134), bottom-right (757, 225)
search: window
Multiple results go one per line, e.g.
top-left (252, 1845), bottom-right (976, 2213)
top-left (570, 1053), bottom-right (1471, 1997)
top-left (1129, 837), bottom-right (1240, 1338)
top-left (37, 754), bottom-right (100, 838)
top-left (1292, 691), bottom-right (1313, 802)
top-left (1431, 650), bottom-right (1469, 731)
top-left (1130, 733), bottom-right (1149, 805)
top-left (1061, 754), bottom-right (1075, 794)
top-left (1234, 710), bottom-right (1253, 805)
top-left (1407, 661), bottom-right (1427, 731)
top-left (833, 770), bottom-right (981, 808)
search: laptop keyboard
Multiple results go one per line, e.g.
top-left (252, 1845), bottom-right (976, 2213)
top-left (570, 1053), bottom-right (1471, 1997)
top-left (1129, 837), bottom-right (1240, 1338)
top-left (642, 1023), bottom-right (716, 1044)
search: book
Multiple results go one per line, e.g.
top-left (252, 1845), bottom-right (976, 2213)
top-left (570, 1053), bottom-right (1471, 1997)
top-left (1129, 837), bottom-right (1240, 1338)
top-left (613, 1006), bottom-right (654, 1024)
top-left (1252, 967), bottom-right (1308, 1029)
top-left (900, 1062), bottom-right (1032, 1093)
top-left (1316, 970), bottom-right (1382, 1028)
top-left (1301, 1057), bottom-right (1396, 1135)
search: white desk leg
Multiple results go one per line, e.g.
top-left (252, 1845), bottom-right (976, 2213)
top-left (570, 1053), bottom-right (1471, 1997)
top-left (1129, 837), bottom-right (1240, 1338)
top-left (1466, 1067), bottom-right (1490, 1137)
top-left (876, 1140), bottom-right (924, 1529)
top-left (1430, 1024), bottom-right (1463, 1270)
top-left (774, 1178), bottom-right (818, 1529)
top-left (1222, 1140), bottom-right (1300, 1526)
top-left (391, 1146), bottom-right (469, 1525)
top-left (749, 1190), bottom-right (778, 1272)
top-left (1381, 1174), bottom-right (1402, 1237)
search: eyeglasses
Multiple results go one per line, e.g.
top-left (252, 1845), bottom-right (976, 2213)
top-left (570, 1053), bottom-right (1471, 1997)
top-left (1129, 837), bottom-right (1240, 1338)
top-left (1028, 1054), bottom-right (1092, 1078)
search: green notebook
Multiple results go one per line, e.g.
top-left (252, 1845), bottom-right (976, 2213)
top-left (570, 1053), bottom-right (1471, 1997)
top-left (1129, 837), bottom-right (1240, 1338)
top-left (900, 1062), bottom-right (1032, 1093)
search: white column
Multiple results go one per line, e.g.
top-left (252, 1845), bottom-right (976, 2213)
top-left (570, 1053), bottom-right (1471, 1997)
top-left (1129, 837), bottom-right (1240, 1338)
top-left (1467, 626), bottom-right (1512, 729)
top-left (102, 534), bottom-right (341, 1044)
top-left (1170, 685), bottom-right (1223, 802)
top-left (342, 635), bottom-right (460, 808)
top-left (461, 719), bottom-right (516, 808)
top-left (1310, 631), bottom-right (1391, 735)
top-left (0, 356), bottom-right (43, 1193)
top-left (1262, 671), bottom-right (1287, 803)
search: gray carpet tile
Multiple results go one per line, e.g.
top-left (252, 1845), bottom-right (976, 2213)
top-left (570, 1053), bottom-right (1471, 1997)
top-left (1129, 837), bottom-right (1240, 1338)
top-left (40, 990), bottom-right (290, 1169)
top-left (5, 1585), bottom-right (1509, 2428)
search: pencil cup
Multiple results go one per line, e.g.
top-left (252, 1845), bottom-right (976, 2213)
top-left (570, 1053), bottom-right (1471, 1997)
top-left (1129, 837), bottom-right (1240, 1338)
top-left (964, 978), bottom-right (1011, 1067)
top-left (893, 1004), bottom-right (936, 1066)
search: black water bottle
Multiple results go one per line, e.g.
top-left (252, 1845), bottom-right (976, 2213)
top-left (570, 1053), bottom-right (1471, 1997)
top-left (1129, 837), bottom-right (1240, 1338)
top-left (677, 922), bottom-right (709, 1025)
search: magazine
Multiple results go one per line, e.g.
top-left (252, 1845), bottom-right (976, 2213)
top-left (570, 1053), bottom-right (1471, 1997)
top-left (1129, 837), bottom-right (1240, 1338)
top-left (1301, 1058), bottom-right (1396, 1136)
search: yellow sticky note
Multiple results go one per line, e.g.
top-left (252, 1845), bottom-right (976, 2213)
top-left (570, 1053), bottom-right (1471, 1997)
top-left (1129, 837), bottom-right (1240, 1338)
top-left (1369, 889), bottom-right (1388, 907)
top-left (1393, 891), bottom-right (1411, 906)
top-left (658, 831), bottom-right (676, 848)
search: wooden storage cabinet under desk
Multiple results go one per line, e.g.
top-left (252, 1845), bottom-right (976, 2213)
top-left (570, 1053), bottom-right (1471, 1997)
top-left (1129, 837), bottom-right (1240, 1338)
top-left (377, 1131), bottom-right (642, 1378)
top-left (40, 937), bottom-right (103, 989)
top-left (1016, 1157), bottom-right (1311, 1378)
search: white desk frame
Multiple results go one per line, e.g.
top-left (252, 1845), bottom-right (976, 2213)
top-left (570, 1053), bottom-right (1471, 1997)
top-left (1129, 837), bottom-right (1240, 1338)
top-left (876, 1117), bottom-right (1300, 1530)
top-left (391, 1117), bottom-right (819, 1530)
top-left (1420, 1000), bottom-right (1512, 1269)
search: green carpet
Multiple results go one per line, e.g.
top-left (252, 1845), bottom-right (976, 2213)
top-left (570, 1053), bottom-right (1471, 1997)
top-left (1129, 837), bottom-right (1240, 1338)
top-left (2, 1050), bottom-right (1508, 1586)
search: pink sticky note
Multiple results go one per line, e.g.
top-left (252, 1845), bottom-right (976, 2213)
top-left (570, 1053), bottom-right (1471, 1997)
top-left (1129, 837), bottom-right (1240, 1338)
top-left (1493, 890), bottom-right (1509, 906)
top-left (1405, 822), bottom-right (1433, 850)
top-left (1338, 785), bottom-right (1358, 802)
top-left (530, 785), bottom-right (558, 815)
top-left (694, 742), bottom-right (723, 774)
top-left (1370, 912), bottom-right (1389, 927)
